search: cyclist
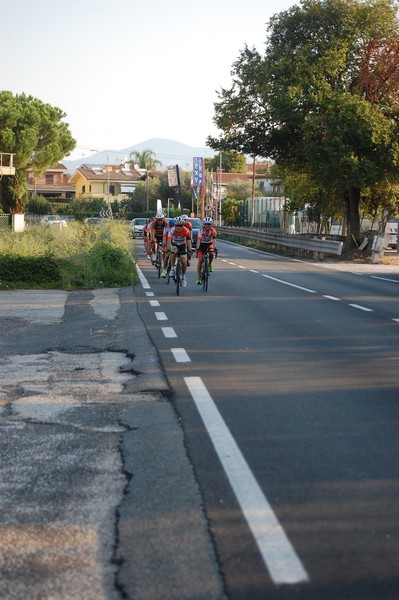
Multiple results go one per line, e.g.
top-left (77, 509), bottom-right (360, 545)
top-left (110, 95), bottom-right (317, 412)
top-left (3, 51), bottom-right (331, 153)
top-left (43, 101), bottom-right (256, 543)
top-left (181, 214), bottom-right (193, 266)
top-left (196, 216), bottom-right (217, 285)
top-left (161, 217), bottom-right (174, 277)
top-left (165, 216), bottom-right (192, 287)
top-left (149, 211), bottom-right (168, 263)
top-left (143, 218), bottom-right (152, 258)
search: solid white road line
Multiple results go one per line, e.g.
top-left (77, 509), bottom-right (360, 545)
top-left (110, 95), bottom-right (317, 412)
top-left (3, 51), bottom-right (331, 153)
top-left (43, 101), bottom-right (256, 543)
top-left (184, 376), bottom-right (309, 586)
top-left (137, 266), bottom-right (151, 289)
top-left (162, 327), bottom-right (177, 338)
top-left (171, 348), bottom-right (191, 362)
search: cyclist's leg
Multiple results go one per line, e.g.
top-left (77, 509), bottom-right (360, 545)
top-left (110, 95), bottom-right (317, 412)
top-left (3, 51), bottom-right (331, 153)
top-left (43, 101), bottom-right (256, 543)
top-left (169, 246), bottom-right (177, 275)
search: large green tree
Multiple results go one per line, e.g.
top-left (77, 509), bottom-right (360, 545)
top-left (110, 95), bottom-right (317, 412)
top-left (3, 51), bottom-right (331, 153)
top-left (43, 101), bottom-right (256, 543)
top-left (209, 0), bottom-right (399, 245)
top-left (265, 0), bottom-right (399, 242)
top-left (0, 91), bottom-right (76, 212)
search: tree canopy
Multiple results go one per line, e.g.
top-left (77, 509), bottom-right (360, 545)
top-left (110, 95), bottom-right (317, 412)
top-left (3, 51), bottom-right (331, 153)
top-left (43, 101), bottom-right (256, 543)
top-left (205, 151), bottom-right (247, 173)
top-left (127, 149), bottom-right (162, 171)
top-left (208, 0), bottom-right (399, 243)
top-left (0, 91), bottom-right (76, 212)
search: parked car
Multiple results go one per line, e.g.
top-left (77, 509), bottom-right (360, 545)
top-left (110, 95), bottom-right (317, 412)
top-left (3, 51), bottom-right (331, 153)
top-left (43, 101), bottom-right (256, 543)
top-left (385, 219), bottom-right (398, 249)
top-left (84, 217), bottom-right (106, 226)
top-left (186, 217), bottom-right (202, 245)
top-left (41, 215), bottom-right (67, 227)
top-left (130, 218), bottom-right (147, 238)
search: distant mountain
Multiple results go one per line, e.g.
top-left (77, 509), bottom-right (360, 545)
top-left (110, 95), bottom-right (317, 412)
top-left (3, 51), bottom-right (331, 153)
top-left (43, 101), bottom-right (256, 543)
top-left (63, 138), bottom-right (215, 171)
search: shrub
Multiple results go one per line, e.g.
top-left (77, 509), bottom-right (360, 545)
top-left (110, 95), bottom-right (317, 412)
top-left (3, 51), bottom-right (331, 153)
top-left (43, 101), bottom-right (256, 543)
top-left (0, 254), bottom-right (62, 288)
top-left (0, 221), bottom-right (138, 290)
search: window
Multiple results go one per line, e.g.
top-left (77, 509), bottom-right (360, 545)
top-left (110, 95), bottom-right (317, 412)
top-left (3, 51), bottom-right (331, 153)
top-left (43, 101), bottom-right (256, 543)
top-left (45, 174), bottom-right (54, 184)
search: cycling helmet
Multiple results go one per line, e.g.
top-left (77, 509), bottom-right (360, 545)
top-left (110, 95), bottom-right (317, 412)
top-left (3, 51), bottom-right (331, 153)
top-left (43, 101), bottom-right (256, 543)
top-left (168, 218), bottom-right (175, 226)
top-left (174, 216), bottom-right (184, 225)
top-left (181, 214), bottom-right (188, 220)
top-left (155, 211), bottom-right (165, 219)
top-left (203, 217), bottom-right (213, 225)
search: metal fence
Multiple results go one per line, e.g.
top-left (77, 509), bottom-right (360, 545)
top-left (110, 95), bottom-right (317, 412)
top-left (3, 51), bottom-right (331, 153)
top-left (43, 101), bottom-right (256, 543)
top-left (0, 214), bottom-right (11, 231)
top-left (218, 225), bottom-right (344, 257)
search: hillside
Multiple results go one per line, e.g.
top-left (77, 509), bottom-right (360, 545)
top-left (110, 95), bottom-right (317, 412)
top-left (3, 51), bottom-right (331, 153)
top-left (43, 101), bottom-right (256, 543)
top-left (63, 138), bottom-right (215, 171)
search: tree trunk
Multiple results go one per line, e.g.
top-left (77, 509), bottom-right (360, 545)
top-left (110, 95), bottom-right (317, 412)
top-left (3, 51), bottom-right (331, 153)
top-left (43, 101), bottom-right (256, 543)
top-left (344, 186), bottom-right (361, 250)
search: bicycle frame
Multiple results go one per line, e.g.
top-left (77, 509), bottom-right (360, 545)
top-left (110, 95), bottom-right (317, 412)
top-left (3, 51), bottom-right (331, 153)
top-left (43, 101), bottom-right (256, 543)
top-left (200, 248), bottom-right (216, 292)
top-left (170, 249), bottom-right (186, 296)
top-left (201, 250), bottom-right (210, 291)
top-left (155, 241), bottom-right (163, 278)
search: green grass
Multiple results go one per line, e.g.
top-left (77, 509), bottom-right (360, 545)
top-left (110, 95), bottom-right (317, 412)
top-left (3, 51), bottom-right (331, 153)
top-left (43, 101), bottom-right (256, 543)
top-left (0, 221), bottom-right (139, 290)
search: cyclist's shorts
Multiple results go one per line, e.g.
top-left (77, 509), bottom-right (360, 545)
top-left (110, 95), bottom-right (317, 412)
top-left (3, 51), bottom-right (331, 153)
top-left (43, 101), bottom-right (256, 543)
top-left (171, 243), bottom-right (187, 256)
top-left (197, 242), bottom-right (213, 256)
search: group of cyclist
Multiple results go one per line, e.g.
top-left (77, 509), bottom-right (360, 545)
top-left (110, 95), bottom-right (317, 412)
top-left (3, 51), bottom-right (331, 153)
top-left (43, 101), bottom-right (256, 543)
top-left (143, 211), bottom-right (217, 287)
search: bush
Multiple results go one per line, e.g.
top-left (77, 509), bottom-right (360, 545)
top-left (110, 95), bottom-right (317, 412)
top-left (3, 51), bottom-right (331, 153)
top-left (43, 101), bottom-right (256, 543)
top-left (0, 221), bottom-right (138, 290)
top-left (0, 254), bottom-right (62, 288)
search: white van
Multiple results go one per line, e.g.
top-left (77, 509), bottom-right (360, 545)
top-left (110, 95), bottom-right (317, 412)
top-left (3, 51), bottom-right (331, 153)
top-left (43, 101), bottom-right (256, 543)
top-left (385, 219), bottom-right (398, 249)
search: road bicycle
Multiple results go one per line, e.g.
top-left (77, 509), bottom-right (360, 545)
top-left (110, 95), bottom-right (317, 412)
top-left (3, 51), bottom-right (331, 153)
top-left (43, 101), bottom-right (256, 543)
top-left (170, 248), bottom-right (187, 296)
top-left (200, 248), bottom-right (217, 292)
top-left (154, 240), bottom-right (163, 278)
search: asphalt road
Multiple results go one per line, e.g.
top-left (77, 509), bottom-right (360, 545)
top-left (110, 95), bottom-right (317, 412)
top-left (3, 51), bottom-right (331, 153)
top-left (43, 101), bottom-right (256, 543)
top-left (0, 287), bottom-right (225, 600)
top-left (0, 240), bottom-right (398, 600)
top-left (135, 240), bottom-right (399, 600)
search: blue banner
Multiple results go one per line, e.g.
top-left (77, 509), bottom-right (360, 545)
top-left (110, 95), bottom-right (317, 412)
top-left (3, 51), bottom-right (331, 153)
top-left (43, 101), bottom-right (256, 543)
top-left (193, 157), bottom-right (204, 187)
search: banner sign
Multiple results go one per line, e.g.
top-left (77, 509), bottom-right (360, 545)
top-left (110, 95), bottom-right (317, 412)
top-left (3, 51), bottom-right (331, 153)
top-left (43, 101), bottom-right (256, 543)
top-left (167, 165), bottom-right (179, 187)
top-left (193, 157), bottom-right (204, 187)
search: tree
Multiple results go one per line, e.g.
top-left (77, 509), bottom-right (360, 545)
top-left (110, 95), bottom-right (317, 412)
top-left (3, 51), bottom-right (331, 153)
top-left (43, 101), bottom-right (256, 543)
top-left (265, 0), bottom-right (399, 244)
top-left (207, 45), bottom-right (270, 162)
top-left (226, 178), bottom-right (253, 201)
top-left (26, 196), bottom-right (52, 216)
top-left (206, 151), bottom-right (247, 173)
top-left (0, 92), bottom-right (75, 212)
top-left (209, 0), bottom-right (399, 246)
top-left (127, 149), bottom-right (161, 171)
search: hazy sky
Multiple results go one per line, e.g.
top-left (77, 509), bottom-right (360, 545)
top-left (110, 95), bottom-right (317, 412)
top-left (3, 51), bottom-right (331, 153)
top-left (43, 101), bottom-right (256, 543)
top-left (2, 0), bottom-right (298, 161)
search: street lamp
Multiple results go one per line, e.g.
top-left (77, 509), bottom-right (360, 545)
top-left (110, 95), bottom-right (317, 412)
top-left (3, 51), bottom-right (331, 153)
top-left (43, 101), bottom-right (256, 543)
top-left (90, 149), bottom-right (111, 215)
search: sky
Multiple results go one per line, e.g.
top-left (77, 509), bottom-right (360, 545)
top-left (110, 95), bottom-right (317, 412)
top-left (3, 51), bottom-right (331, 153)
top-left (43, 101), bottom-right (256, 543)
top-left (2, 0), bottom-right (298, 162)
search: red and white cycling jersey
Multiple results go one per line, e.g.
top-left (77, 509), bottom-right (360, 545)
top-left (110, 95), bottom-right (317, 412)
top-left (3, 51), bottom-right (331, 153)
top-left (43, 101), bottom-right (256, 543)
top-left (197, 226), bottom-right (217, 245)
top-left (167, 225), bottom-right (191, 246)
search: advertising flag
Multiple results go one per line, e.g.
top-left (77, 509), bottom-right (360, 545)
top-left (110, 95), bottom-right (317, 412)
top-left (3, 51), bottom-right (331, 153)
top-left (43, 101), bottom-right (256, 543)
top-left (193, 157), bottom-right (204, 187)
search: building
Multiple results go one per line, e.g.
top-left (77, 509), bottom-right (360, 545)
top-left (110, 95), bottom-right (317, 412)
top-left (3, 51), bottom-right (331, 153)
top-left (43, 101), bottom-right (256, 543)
top-left (68, 164), bottom-right (144, 202)
top-left (27, 163), bottom-right (75, 199)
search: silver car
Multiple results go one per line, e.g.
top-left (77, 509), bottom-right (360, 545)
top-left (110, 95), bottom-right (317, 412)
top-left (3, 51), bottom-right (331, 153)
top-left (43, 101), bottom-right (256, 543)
top-left (130, 218), bottom-right (147, 238)
top-left (41, 215), bottom-right (67, 227)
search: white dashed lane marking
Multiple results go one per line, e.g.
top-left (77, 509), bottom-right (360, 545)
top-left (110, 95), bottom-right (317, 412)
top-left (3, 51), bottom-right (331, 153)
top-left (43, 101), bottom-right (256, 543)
top-left (171, 348), bottom-right (191, 363)
top-left (162, 327), bottom-right (177, 338)
top-left (349, 304), bottom-right (373, 312)
top-left (155, 312), bottom-right (168, 321)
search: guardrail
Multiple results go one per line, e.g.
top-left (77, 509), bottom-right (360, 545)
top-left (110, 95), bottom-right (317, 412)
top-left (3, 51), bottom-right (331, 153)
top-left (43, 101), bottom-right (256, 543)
top-left (217, 226), bottom-right (344, 257)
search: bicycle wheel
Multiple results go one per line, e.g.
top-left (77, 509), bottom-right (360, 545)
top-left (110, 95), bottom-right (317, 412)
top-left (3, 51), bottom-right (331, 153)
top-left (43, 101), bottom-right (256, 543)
top-left (202, 254), bottom-right (209, 291)
top-left (175, 258), bottom-right (182, 296)
top-left (156, 245), bottom-right (162, 278)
